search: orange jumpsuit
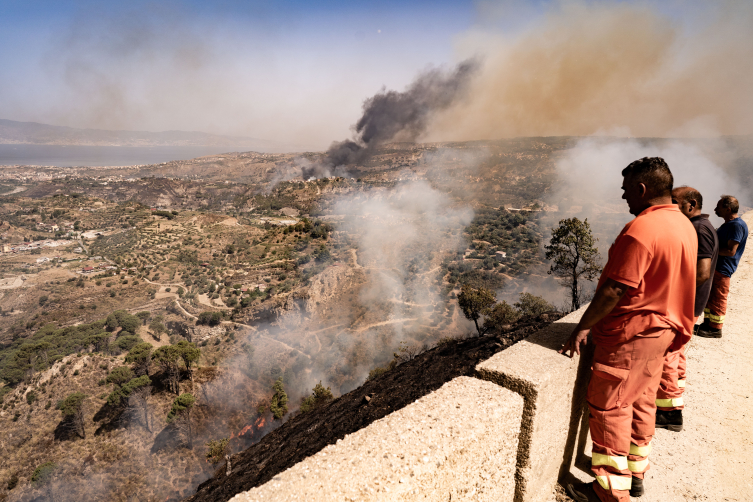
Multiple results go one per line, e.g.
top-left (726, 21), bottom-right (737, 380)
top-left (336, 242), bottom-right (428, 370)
top-left (588, 205), bottom-right (697, 502)
top-left (705, 270), bottom-right (730, 329)
top-left (656, 344), bottom-right (687, 411)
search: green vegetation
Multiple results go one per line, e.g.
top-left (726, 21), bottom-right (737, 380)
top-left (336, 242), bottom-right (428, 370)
top-left (205, 437), bottom-right (230, 465)
top-left (125, 343), bottom-right (153, 376)
top-left (269, 377), bottom-right (288, 419)
top-left (153, 210), bottom-right (177, 220)
top-left (57, 392), bottom-right (87, 438)
top-left (106, 375), bottom-right (151, 407)
top-left (31, 461), bottom-right (56, 486)
top-left (197, 311), bottom-right (223, 326)
top-left (106, 366), bottom-right (134, 386)
top-left (514, 292), bottom-right (556, 318)
top-left (545, 217), bottom-right (602, 311)
top-left (167, 393), bottom-right (196, 447)
top-left (0, 320), bottom-right (108, 385)
top-left (299, 381), bottom-right (334, 413)
top-left (457, 284), bottom-right (497, 335)
top-left (166, 392), bottom-right (196, 422)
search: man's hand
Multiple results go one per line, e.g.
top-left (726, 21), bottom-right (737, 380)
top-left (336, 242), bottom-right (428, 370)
top-left (559, 327), bottom-right (590, 358)
top-left (557, 278), bottom-right (629, 358)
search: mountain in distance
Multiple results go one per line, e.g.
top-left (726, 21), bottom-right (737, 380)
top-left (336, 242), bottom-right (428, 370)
top-left (0, 118), bottom-right (299, 152)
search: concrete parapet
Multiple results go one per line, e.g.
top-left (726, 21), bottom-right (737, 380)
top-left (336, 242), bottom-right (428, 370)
top-left (229, 377), bottom-right (524, 502)
top-left (476, 307), bottom-right (590, 502)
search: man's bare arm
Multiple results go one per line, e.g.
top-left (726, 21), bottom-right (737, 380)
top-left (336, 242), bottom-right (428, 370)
top-left (719, 239), bottom-right (739, 257)
top-left (559, 278), bottom-right (629, 358)
top-left (696, 257), bottom-right (711, 289)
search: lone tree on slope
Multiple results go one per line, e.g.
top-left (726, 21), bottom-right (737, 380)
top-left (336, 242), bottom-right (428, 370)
top-left (457, 284), bottom-right (497, 335)
top-left (270, 377), bottom-right (288, 420)
top-left (544, 217), bottom-right (602, 311)
top-left (58, 392), bottom-right (87, 439)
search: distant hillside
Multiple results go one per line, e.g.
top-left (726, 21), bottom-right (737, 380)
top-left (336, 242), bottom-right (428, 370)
top-left (0, 119), bottom-right (294, 151)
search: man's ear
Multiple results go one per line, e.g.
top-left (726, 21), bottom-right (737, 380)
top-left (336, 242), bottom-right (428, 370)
top-left (689, 199), bottom-right (697, 209)
top-left (637, 183), bottom-right (647, 198)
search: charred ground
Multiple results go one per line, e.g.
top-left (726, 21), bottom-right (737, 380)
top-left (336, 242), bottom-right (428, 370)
top-left (186, 312), bottom-right (562, 502)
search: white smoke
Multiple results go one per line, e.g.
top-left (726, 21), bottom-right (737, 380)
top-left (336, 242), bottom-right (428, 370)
top-left (334, 179), bottom-right (473, 328)
top-left (548, 137), bottom-right (736, 232)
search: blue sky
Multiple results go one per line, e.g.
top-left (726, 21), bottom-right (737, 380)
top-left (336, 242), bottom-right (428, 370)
top-left (1, 1), bottom-right (750, 147)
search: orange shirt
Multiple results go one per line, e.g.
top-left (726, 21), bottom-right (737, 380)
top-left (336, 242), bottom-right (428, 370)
top-left (592, 204), bottom-right (697, 346)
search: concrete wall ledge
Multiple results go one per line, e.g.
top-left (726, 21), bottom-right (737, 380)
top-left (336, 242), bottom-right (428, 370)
top-left (230, 377), bottom-right (524, 502)
top-left (477, 307), bottom-right (589, 502)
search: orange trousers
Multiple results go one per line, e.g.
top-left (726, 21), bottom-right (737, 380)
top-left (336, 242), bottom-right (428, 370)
top-left (704, 270), bottom-right (730, 329)
top-left (656, 317), bottom-right (695, 411)
top-left (588, 329), bottom-right (675, 502)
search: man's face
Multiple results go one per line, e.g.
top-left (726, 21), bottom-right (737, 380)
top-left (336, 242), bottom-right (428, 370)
top-left (621, 176), bottom-right (646, 216)
top-left (715, 200), bottom-right (731, 219)
top-left (672, 190), bottom-right (694, 219)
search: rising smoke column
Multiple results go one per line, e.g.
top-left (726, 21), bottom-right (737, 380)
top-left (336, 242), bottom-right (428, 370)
top-left (301, 60), bottom-right (478, 179)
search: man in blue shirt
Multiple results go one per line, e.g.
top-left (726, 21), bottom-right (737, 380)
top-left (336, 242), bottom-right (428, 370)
top-left (697, 195), bottom-right (748, 338)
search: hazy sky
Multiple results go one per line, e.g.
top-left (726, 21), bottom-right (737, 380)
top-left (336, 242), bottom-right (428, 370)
top-left (1, 1), bottom-right (751, 150)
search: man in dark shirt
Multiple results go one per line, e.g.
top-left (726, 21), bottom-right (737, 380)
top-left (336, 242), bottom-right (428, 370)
top-left (697, 195), bottom-right (748, 338)
top-left (655, 186), bottom-right (719, 432)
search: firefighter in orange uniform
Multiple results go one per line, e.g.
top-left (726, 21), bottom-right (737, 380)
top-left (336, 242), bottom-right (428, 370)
top-left (562, 157), bottom-right (697, 502)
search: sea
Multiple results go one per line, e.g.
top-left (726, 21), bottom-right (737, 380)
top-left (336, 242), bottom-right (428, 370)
top-left (0, 144), bottom-right (249, 167)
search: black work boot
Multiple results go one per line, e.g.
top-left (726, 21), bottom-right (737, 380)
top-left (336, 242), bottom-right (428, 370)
top-left (629, 476), bottom-right (644, 497)
top-left (655, 409), bottom-right (683, 432)
top-left (566, 482), bottom-right (602, 502)
top-left (696, 325), bottom-right (722, 338)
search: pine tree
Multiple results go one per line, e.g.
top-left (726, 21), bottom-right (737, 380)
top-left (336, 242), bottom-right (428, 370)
top-left (270, 377), bottom-right (288, 419)
top-left (58, 392), bottom-right (87, 438)
top-left (457, 284), bottom-right (497, 335)
top-left (545, 217), bottom-right (602, 311)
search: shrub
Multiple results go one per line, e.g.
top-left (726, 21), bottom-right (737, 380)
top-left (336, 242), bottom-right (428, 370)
top-left (514, 293), bottom-right (555, 318)
top-left (115, 335), bottom-right (141, 352)
top-left (269, 378), bottom-right (288, 419)
top-left (299, 381), bottom-right (334, 413)
top-left (166, 393), bottom-right (196, 422)
top-left (106, 366), bottom-right (134, 386)
top-left (31, 462), bottom-right (56, 486)
top-left (205, 437), bottom-right (230, 465)
top-left (57, 392), bottom-right (87, 438)
top-left (197, 311), bottom-right (223, 326)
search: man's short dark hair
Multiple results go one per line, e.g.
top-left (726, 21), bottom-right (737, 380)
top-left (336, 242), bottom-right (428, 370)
top-left (719, 195), bottom-right (739, 213)
top-left (622, 157), bottom-right (673, 197)
top-left (674, 186), bottom-right (703, 210)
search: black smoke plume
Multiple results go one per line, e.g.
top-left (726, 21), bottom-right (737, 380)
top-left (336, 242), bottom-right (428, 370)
top-left (301, 60), bottom-right (478, 179)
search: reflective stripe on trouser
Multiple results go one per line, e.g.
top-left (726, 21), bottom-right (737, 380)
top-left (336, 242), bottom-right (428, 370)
top-left (628, 441), bottom-right (651, 475)
top-left (704, 271), bottom-right (730, 329)
top-left (596, 475), bottom-right (632, 492)
top-left (589, 329), bottom-right (675, 502)
top-left (657, 344), bottom-right (686, 410)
